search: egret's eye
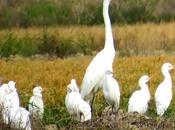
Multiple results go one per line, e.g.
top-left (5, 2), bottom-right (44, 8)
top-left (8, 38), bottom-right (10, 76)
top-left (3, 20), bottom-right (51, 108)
top-left (68, 88), bottom-right (72, 93)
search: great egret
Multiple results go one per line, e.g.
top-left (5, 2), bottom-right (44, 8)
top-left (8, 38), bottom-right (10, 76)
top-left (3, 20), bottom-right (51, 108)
top-left (103, 70), bottom-right (120, 113)
top-left (128, 75), bottom-right (151, 114)
top-left (155, 62), bottom-right (174, 116)
top-left (81, 0), bottom-right (115, 110)
top-left (65, 79), bottom-right (91, 122)
top-left (28, 86), bottom-right (44, 120)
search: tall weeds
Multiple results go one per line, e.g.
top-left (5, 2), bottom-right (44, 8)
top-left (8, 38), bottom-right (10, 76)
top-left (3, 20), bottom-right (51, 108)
top-left (0, 22), bottom-right (175, 57)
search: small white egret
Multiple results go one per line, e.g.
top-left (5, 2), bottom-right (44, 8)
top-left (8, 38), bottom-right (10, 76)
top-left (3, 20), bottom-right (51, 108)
top-left (128, 75), bottom-right (151, 114)
top-left (2, 80), bottom-right (20, 124)
top-left (0, 83), bottom-right (9, 107)
top-left (65, 79), bottom-right (91, 122)
top-left (103, 70), bottom-right (120, 113)
top-left (81, 0), bottom-right (115, 110)
top-left (10, 107), bottom-right (31, 130)
top-left (155, 62), bottom-right (174, 116)
top-left (28, 86), bottom-right (44, 120)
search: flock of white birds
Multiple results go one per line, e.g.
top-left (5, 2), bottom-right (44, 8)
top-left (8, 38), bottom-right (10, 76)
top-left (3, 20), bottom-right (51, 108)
top-left (0, 81), bottom-right (44, 130)
top-left (65, 0), bottom-right (174, 123)
top-left (0, 0), bottom-right (173, 128)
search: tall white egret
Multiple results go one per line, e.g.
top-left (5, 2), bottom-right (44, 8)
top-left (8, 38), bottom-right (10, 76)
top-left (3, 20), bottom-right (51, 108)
top-left (128, 75), bottom-right (151, 114)
top-left (155, 62), bottom-right (174, 116)
top-left (28, 86), bottom-right (44, 120)
top-left (81, 0), bottom-right (115, 109)
top-left (103, 70), bottom-right (120, 113)
top-left (65, 79), bottom-right (91, 122)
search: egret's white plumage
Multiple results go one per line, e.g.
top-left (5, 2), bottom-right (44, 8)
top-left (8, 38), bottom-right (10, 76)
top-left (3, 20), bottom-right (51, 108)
top-left (81, 0), bottom-right (115, 105)
top-left (103, 70), bottom-right (120, 112)
top-left (2, 81), bottom-right (31, 129)
top-left (155, 62), bottom-right (174, 116)
top-left (0, 83), bottom-right (9, 107)
top-left (65, 79), bottom-right (91, 122)
top-left (65, 80), bottom-right (80, 117)
top-left (128, 75), bottom-right (151, 114)
top-left (2, 81), bottom-right (20, 124)
top-left (9, 107), bottom-right (31, 130)
top-left (29, 86), bottom-right (44, 120)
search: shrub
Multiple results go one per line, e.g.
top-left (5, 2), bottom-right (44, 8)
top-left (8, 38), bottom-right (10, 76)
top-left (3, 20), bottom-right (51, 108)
top-left (38, 29), bottom-right (57, 55)
top-left (56, 38), bottom-right (78, 58)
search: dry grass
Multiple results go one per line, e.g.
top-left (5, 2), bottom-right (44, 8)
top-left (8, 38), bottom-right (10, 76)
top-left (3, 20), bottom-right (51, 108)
top-left (0, 22), bottom-right (175, 56)
top-left (0, 54), bottom-right (175, 108)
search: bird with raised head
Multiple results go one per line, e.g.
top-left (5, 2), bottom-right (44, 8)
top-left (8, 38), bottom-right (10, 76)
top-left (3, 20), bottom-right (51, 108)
top-left (103, 70), bottom-right (120, 114)
top-left (128, 75), bottom-right (151, 114)
top-left (81, 0), bottom-right (116, 112)
top-left (155, 62), bottom-right (174, 116)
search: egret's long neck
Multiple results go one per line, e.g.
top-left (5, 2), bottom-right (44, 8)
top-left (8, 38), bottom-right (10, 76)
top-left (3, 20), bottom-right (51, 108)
top-left (103, 0), bottom-right (115, 51)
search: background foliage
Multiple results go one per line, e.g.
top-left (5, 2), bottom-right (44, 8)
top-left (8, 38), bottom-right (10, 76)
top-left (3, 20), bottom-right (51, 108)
top-left (0, 22), bottom-right (175, 57)
top-left (0, 0), bottom-right (175, 28)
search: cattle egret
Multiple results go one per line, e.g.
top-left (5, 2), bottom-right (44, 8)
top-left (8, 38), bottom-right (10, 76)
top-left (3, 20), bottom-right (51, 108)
top-left (10, 107), bottom-right (31, 130)
top-left (128, 75), bottom-right (151, 114)
top-left (65, 79), bottom-right (91, 122)
top-left (103, 70), bottom-right (120, 113)
top-left (155, 62), bottom-right (174, 116)
top-left (2, 81), bottom-right (20, 124)
top-left (29, 86), bottom-right (44, 120)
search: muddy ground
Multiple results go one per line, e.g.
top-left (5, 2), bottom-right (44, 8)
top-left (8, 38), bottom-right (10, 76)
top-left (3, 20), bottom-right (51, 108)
top-left (1, 108), bottom-right (175, 130)
top-left (64, 108), bottom-right (175, 130)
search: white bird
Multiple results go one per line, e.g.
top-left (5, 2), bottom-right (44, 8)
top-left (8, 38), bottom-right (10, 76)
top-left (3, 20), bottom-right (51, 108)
top-left (128, 75), bottom-right (151, 114)
top-left (65, 79), bottom-right (91, 122)
top-left (0, 83), bottom-right (9, 107)
top-left (28, 86), bottom-right (44, 120)
top-left (2, 81), bottom-right (31, 130)
top-left (2, 81), bottom-right (20, 124)
top-left (81, 0), bottom-right (115, 109)
top-left (103, 70), bottom-right (120, 113)
top-left (155, 62), bottom-right (174, 116)
top-left (9, 107), bottom-right (31, 130)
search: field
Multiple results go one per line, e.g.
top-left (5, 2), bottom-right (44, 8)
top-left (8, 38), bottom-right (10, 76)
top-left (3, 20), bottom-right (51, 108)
top-left (0, 54), bottom-right (175, 129)
top-left (0, 22), bottom-right (175, 57)
top-left (0, 22), bottom-right (175, 129)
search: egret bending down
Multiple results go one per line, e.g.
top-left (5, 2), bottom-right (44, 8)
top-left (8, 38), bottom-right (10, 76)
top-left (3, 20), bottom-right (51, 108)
top-left (128, 75), bottom-right (151, 114)
top-left (103, 70), bottom-right (120, 113)
top-left (155, 62), bottom-right (174, 116)
top-left (29, 86), bottom-right (44, 120)
top-left (81, 0), bottom-right (116, 110)
top-left (65, 79), bottom-right (91, 122)
top-left (10, 107), bottom-right (31, 130)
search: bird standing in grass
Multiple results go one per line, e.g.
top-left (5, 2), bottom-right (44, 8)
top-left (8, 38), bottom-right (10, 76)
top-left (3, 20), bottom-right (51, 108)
top-left (128, 75), bottom-right (151, 114)
top-left (2, 81), bottom-right (31, 130)
top-left (81, 0), bottom-right (116, 112)
top-left (2, 81), bottom-right (20, 124)
top-left (0, 83), bottom-right (9, 107)
top-left (65, 79), bottom-right (91, 122)
top-left (28, 86), bottom-right (44, 120)
top-left (155, 62), bottom-right (174, 116)
top-left (103, 70), bottom-right (120, 113)
top-left (10, 107), bottom-right (31, 130)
